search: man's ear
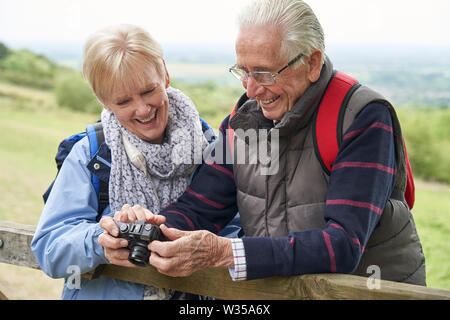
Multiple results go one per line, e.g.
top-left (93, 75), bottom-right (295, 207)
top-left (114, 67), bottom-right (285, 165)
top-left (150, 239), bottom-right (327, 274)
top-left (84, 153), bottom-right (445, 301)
top-left (307, 49), bottom-right (323, 83)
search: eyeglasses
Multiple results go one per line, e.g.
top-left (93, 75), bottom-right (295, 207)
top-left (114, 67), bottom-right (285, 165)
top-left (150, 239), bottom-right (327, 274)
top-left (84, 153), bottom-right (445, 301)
top-left (229, 52), bottom-right (304, 86)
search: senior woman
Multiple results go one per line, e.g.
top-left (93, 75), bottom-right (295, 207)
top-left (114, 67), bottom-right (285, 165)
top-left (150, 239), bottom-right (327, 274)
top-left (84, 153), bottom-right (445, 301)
top-left (31, 24), bottom-right (214, 299)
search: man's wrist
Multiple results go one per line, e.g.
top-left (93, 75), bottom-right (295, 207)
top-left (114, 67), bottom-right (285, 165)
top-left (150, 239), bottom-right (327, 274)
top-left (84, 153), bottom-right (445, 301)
top-left (213, 236), bottom-right (235, 268)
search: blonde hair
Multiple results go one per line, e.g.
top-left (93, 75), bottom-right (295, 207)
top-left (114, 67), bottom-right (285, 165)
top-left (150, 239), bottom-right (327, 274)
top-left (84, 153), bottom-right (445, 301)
top-left (237, 0), bottom-right (325, 67)
top-left (82, 24), bottom-right (165, 103)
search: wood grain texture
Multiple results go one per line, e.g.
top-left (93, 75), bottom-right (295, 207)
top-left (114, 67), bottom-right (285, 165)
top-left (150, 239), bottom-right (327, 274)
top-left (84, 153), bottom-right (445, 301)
top-left (101, 265), bottom-right (450, 300)
top-left (1, 221), bottom-right (450, 300)
top-left (0, 222), bottom-right (39, 269)
top-left (0, 290), bottom-right (8, 300)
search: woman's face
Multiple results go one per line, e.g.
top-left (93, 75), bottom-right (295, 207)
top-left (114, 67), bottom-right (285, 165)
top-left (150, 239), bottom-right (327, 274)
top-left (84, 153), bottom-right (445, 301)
top-left (103, 65), bottom-right (170, 144)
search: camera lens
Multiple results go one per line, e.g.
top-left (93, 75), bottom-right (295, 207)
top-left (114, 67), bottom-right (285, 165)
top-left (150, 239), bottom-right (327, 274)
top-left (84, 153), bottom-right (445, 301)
top-left (128, 242), bottom-right (150, 267)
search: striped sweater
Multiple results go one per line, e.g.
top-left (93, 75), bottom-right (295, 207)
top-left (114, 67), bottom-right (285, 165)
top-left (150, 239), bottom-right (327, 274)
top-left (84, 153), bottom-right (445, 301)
top-left (160, 101), bottom-right (396, 280)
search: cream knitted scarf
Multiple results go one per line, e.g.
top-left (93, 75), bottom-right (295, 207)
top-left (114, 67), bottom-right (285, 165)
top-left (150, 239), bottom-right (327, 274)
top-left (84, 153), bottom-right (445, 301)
top-left (101, 86), bottom-right (207, 216)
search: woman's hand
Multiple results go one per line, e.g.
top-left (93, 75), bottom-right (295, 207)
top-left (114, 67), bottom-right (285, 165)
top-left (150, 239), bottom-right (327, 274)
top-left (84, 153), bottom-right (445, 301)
top-left (98, 204), bottom-right (166, 267)
top-left (113, 204), bottom-right (166, 224)
top-left (98, 215), bottom-right (135, 267)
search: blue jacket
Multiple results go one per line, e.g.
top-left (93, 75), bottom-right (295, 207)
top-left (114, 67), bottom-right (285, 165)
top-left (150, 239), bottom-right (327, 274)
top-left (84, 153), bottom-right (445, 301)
top-left (31, 137), bottom-right (147, 299)
top-left (31, 135), bottom-right (241, 300)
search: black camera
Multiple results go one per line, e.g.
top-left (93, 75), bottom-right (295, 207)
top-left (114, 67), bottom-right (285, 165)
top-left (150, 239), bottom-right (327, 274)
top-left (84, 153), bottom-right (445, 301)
top-left (114, 220), bottom-right (168, 267)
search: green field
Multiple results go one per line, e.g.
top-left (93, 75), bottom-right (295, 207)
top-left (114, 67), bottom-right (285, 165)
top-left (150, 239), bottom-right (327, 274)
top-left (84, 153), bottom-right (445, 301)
top-left (0, 82), bottom-right (449, 299)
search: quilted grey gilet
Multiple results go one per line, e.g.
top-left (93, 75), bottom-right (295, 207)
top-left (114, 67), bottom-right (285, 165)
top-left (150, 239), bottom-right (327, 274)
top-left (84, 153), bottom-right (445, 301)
top-left (229, 58), bottom-right (426, 285)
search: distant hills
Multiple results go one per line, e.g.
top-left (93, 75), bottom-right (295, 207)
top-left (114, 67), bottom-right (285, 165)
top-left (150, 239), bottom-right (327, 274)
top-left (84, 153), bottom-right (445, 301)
top-left (0, 43), bottom-right (63, 89)
top-left (2, 40), bottom-right (449, 107)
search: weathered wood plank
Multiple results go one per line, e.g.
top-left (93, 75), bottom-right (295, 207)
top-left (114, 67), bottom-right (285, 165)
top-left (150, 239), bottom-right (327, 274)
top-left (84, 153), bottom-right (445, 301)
top-left (101, 264), bottom-right (450, 300)
top-left (1, 221), bottom-right (450, 300)
top-left (102, 264), bottom-right (306, 300)
top-left (0, 221), bottom-right (40, 269)
top-left (298, 273), bottom-right (450, 300)
top-left (0, 221), bottom-right (101, 280)
top-left (0, 290), bottom-right (8, 300)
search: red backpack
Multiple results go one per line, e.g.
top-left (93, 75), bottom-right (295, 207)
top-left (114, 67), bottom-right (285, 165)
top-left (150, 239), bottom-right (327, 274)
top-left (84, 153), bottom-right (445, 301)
top-left (314, 71), bottom-right (415, 209)
top-left (228, 71), bottom-right (415, 209)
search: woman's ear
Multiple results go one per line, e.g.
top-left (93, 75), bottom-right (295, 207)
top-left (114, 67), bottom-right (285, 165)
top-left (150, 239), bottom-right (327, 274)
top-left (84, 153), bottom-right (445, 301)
top-left (163, 60), bottom-right (170, 88)
top-left (307, 49), bottom-right (323, 83)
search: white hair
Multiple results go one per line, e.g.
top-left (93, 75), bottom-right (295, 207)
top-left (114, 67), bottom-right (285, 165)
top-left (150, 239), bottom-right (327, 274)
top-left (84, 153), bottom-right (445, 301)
top-left (237, 0), bottom-right (325, 66)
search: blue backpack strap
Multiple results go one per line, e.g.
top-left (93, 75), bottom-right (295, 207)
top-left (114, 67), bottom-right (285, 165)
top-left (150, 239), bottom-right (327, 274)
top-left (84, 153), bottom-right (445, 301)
top-left (199, 117), bottom-right (216, 143)
top-left (86, 123), bottom-right (102, 195)
top-left (43, 122), bottom-right (109, 220)
top-left (86, 122), bottom-right (109, 220)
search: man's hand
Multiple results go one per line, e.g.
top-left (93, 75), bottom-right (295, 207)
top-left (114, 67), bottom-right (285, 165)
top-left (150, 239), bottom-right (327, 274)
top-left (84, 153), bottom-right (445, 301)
top-left (148, 225), bottom-right (234, 277)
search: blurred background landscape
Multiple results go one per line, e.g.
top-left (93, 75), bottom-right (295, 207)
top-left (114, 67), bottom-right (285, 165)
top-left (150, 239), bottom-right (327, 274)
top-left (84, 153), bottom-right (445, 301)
top-left (0, 0), bottom-right (449, 299)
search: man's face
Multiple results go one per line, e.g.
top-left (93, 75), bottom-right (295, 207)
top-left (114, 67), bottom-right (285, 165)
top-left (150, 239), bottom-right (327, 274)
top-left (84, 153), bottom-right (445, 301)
top-left (235, 25), bottom-right (318, 121)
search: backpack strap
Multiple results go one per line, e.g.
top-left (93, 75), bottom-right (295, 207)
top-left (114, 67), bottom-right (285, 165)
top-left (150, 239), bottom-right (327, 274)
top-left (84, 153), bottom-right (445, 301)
top-left (313, 71), bottom-right (361, 174)
top-left (200, 117), bottom-right (216, 144)
top-left (313, 71), bottom-right (415, 209)
top-left (86, 122), bottom-right (102, 193)
top-left (403, 141), bottom-right (415, 208)
top-left (86, 122), bottom-right (109, 221)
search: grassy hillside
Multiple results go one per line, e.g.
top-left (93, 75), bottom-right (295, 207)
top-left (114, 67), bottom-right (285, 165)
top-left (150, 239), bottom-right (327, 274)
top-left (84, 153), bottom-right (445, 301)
top-left (0, 83), bottom-right (99, 225)
top-left (398, 107), bottom-right (450, 184)
top-left (412, 181), bottom-right (450, 290)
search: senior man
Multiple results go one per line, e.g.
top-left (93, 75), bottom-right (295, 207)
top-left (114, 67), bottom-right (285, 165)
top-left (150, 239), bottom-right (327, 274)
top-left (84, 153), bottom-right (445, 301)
top-left (100, 0), bottom-right (425, 285)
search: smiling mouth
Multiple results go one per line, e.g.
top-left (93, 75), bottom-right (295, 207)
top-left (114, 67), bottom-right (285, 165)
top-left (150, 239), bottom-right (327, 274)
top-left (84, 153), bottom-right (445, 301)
top-left (137, 110), bottom-right (157, 124)
top-left (260, 96), bottom-right (280, 106)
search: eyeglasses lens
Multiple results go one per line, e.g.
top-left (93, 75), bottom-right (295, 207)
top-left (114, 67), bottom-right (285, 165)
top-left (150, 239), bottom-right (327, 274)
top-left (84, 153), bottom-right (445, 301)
top-left (231, 68), bottom-right (274, 85)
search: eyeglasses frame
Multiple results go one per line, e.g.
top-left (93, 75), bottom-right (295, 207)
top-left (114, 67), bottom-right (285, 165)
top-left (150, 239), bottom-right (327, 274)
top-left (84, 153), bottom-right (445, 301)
top-left (229, 52), bottom-right (304, 85)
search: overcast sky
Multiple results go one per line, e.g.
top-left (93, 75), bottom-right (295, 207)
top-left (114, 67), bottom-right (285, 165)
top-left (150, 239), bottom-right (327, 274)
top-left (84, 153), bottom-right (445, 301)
top-left (1, 0), bottom-right (449, 48)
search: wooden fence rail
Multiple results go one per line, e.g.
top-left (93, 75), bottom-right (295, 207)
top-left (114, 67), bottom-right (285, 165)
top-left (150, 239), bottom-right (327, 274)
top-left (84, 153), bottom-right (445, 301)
top-left (1, 221), bottom-right (450, 300)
